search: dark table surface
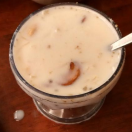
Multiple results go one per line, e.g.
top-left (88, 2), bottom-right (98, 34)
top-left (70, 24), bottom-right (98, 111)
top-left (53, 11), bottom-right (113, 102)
top-left (1, 0), bottom-right (132, 132)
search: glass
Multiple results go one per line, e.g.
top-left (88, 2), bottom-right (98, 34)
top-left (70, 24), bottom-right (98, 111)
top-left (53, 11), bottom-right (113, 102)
top-left (9, 3), bottom-right (125, 124)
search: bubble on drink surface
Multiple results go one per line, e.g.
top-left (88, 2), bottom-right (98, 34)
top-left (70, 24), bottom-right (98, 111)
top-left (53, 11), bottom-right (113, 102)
top-left (14, 110), bottom-right (25, 121)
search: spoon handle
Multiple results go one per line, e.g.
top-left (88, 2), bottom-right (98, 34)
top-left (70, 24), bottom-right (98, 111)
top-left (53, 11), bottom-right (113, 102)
top-left (111, 33), bottom-right (132, 51)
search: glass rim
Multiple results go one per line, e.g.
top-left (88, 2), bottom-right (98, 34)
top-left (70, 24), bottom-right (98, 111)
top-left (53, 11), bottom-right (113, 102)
top-left (9, 2), bottom-right (125, 99)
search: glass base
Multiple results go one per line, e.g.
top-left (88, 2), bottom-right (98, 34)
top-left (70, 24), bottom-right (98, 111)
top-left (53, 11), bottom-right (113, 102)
top-left (33, 98), bottom-right (105, 124)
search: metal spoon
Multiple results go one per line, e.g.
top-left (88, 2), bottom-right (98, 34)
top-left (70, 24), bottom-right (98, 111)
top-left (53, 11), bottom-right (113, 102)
top-left (111, 33), bottom-right (132, 51)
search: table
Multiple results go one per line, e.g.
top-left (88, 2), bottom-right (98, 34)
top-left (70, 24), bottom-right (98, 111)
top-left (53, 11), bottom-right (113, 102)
top-left (0, 0), bottom-right (132, 131)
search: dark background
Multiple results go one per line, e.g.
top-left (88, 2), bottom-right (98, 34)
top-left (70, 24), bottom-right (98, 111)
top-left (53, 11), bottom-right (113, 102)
top-left (0, 0), bottom-right (132, 132)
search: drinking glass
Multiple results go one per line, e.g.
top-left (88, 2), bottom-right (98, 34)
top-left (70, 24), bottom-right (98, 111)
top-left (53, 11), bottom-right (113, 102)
top-left (9, 3), bottom-right (125, 124)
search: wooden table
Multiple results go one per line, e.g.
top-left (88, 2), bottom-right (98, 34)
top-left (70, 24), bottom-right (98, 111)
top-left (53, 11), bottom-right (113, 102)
top-left (0, 0), bottom-right (132, 131)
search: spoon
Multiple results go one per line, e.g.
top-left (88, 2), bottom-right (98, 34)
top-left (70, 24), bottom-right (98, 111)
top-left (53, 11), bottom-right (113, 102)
top-left (111, 33), bottom-right (132, 51)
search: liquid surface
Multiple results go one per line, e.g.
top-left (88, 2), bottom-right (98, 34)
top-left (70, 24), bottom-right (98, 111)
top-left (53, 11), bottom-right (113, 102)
top-left (13, 5), bottom-right (121, 96)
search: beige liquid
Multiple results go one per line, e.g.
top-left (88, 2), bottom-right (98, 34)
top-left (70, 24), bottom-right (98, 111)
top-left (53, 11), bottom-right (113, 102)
top-left (13, 5), bottom-right (121, 96)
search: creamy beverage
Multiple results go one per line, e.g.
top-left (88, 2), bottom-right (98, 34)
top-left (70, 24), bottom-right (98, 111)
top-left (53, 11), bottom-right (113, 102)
top-left (13, 5), bottom-right (121, 96)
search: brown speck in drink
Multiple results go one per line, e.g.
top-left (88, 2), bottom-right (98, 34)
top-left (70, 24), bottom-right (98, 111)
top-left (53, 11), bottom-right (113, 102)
top-left (75, 45), bottom-right (79, 49)
top-left (92, 76), bottom-right (97, 81)
top-left (81, 16), bottom-right (87, 23)
top-left (28, 25), bottom-right (37, 36)
top-left (32, 84), bottom-right (35, 87)
top-left (112, 51), bottom-right (115, 54)
top-left (21, 36), bottom-right (28, 40)
top-left (49, 71), bottom-right (52, 74)
top-left (89, 87), bottom-right (93, 90)
top-left (70, 62), bottom-right (75, 70)
top-left (47, 45), bottom-right (51, 49)
top-left (43, 10), bottom-right (49, 15)
top-left (82, 72), bottom-right (85, 74)
top-left (25, 67), bottom-right (29, 71)
top-left (93, 64), bottom-right (96, 68)
top-left (79, 51), bottom-right (82, 54)
top-left (99, 52), bottom-right (102, 56)
top-left (96, 16), bottom-right (99, 19)
top-left (14, 45), bottom-right (16, 48)
top-left (30, 75), bottom-right (36, 79)
top-left (33, 76), bottom-right (36, 78)
top-left (18, 56), bottom-right (21, 60)
top-left (98, 52), bottom-right (103, 58)
top-left (20, 42), bottom-right (29, 49)
top-left (28, 73), bottom-right (31, 76)
top-left (49, 79), bottom-right (53, 83)
top-left (83, 86), bottom-right (88, 91)
top-left (57, 28), bottom-right (60, 31)
top-left (55, 89), bottom-right (58, 92)
top-left (70, 7), bottom-right (73, 10)
top-left (25, 67), bottom-right (31, 75)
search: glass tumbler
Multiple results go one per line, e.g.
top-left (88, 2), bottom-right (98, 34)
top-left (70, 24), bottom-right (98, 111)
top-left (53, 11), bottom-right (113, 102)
top-left (9, 3), bottom-right (125, 124)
